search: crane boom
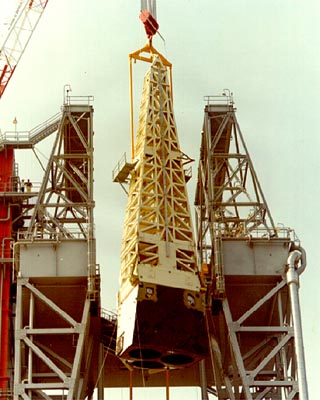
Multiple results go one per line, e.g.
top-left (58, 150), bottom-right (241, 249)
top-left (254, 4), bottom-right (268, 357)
top-left (0, 0), bottom-right (48, 99)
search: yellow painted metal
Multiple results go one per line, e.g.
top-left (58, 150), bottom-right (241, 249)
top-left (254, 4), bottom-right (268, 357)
top-left (129, 58), bottom-right (135, 161)
top-left (120, 54), bottom-right (198, 303)
top-left (129, 42), bottom-right (173, 161)
top-left (129, 42), bottom-right (172, 67)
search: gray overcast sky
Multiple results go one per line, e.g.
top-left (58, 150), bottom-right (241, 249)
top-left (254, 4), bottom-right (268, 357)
top-left (0, 1), bottom-right (319, 398)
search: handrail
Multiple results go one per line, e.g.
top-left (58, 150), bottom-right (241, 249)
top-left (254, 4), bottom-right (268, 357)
top-left (0, 181), bottom-right (42, 193)
top-left (214, 226), bottom-right (299, 242)
top-left (29, 111), bottom-right (62, 141)
top-left (64, 95), bottom-right (94, 105)
top-left (112, 152), bottom-right (128, 181)
top-left (204, 95), bottom-right (234, 106)
top-left (0, 111), bottom-right (62, 145)
top-left (101, 308), bottom-right (117, 322)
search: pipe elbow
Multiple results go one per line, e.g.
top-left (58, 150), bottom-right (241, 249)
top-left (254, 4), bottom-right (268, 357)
top-left (287, 245), bottom-right (307, 275)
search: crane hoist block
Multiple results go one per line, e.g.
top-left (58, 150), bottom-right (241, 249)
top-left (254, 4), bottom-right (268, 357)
top-left (139, 10), bottom-right (159, 38)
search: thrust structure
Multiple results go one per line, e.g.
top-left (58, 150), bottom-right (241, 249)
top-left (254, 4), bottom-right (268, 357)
top-left (116, 55), bottom-right (207, 370)
top-left (0, 97), bottom-right (102, 399)
top-left (195, 95), bottom-right (308, 399)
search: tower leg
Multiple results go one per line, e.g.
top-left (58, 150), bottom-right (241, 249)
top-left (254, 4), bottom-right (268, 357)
top-left (287, 250), bottom-right (308, 400)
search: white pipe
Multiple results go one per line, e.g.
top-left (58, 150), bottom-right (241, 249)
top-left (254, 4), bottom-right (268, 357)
top-left (0, 206), bottom-right (10, 222)
top-left (294, 245), bottom-right (307, 275)
top-left (286, 250), bottom-right (308, 399)
top-left (1, 237), bottom-right (13, 259)
top-left (28, 292), bottom-right (34, 389)
top-left (199, 359), bottom-right (209, 400)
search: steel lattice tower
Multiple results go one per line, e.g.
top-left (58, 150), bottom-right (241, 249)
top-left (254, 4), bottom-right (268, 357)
top-left (115, 54), bottom-right (207, 370)
top-left (10, 98), bottom-right (102, 399)
top-left (120, 55), bottom-right (198, 295)
top-left (195, 96), bottom-right (308, 399)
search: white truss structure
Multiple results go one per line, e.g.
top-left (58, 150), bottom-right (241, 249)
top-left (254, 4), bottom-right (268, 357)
top-left (195, 96), bottom-right (308, 399)
top-left (13, 99), bottom-right (101, 400)
top-left (119, 55), bottom-right (199, 302)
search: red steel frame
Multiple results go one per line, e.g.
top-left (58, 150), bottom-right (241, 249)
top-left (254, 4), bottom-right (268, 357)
top-left (0, 149), bottom-right (14, 392)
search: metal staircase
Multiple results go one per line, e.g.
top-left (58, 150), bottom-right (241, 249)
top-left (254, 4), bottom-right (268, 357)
top-left (0, 112), bottom-right (61, 150)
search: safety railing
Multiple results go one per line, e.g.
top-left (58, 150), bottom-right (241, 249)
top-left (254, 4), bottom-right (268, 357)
top-left (17, 225), bottom-right (92, 241)
top-left (28, 111), bottom-right (61, 144)
top-left (0, 389), bottom-right (13, 399)
top-left (63, 95), bottom-right (94, 106)
top-left (0, 112), bottom-right (61, 146)
top-left (101, 308), bottom-right (117, 323)
top-left (214, 225), bottom-right (299, 243)
top-left (204, 89), bottom-right (234, 106)
top-left (0, 130), bottom-right (30, 143)
top-left (112, 152), bottom-right (127, 181)
top-left (0, 180), bottom-right (42, 193)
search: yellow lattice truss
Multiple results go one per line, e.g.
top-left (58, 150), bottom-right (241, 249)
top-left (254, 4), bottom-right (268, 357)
top-left (119, 55), bottom-right (198, 301)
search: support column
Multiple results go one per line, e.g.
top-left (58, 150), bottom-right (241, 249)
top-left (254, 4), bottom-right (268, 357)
top-left (287, 250), bottom-right (308, 400)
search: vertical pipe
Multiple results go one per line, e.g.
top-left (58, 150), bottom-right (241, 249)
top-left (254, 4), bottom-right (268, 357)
top-left (199, 359), bottom-right (209, 400)
top-left (287, 251), bottom-right (308, 399)
top-left (0, 266), bottom-right (10, 392)
top-left (129, 369), bottom-right (133, 400)
top-left (0, 148), bottom-right (13, 392)
top-left (14, 280), bottom-right (23, 396)
top-left (87, 107), bottom-right (96, 296)
top-left (165, 369), bottom-right (170, 400)
top-left (129, 57), bottom-right (135, 161)
top-left (28, 292), bottom-right (34, 397)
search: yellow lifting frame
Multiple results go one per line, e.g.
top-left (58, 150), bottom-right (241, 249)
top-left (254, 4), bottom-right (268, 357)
top-left (129, 41), bottom-right (173, 161)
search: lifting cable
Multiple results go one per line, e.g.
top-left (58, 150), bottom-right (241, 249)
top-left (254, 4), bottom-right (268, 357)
top-left (136, 316), bottom-right (146, 389)
top-left (94, 316), bottom-right (117, 392)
